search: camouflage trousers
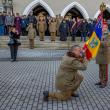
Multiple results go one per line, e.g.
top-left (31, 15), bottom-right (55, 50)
top-left (99, 64), bottom-right (108, 85)
top-left (50, 32), bottom-right (56, 41)
top-left (29, 39), bottom-right (34, 49)
top-left (39, 32), bottom-right (45, 41)
top-left (49, 74), bottom-right (84, 101)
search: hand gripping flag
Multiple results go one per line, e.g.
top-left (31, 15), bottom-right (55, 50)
top-left (83, 19), bottom-right (102, 60)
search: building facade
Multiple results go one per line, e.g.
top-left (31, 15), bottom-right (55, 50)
top-left (0, 0), bottom-right (110, 19)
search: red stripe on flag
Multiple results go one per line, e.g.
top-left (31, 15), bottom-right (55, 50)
top-left (83, 44), bottom-right (92, 60)
top-left (97, 12), bottom-right (103, 22)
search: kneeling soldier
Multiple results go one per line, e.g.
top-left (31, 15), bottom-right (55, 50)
top-left (43, 45), bottom-right (88, 101)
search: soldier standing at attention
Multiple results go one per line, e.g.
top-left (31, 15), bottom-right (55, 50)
top-left (49, 17), bottom-right (57, 42)
top-left (95, 3), bottom-right (110, 88)
top-left (43, 45), bottom-right (88, 101)
top-left (56, 15), bottom-right (62, 36)
top-left (95, 20), bottom-right (110, 88)
top-left (95, 27), bottom-right (110, 88)
top-left (26, 23), bottom-right (36, 49)
top-left (37, 15), bottom-right (47, 41)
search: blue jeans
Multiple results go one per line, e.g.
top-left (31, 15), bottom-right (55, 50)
top-left (0, 25), bottom-right (4, 36)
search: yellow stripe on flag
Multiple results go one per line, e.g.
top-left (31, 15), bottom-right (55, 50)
top-left (85, 32), bottom-right (100, 59)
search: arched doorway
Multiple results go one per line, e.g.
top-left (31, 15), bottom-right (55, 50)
top-left (33, 5), bottom-right (49, 16)
top-left (32, 5), bottom-right (50, 36)
top-left (61, 2), bottom-right (89, 19)
top-left (64, 7), bottom-right (84, 37)
top-left (23, 0), bottom-right (55, 17)
top-left (61, 2), bottom-right (89, 37)
top-left (23, 0), bottom-right (55, 36)
top-left (65, 7), bottom-right (84, 19)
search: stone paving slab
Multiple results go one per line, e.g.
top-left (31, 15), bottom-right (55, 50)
top-left (0, 59), bottom-right (110, 110)
top-left (0, 49), bottom-right (67, 61)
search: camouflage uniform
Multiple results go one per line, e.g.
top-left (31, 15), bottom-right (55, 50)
top-left (26, 26), bottom-right (36, 49)
top-left (49, 20), bottom-right (57, 41)
top-left (37, 15), bottom-right (47, 41)
top-left (96, 32), bottom-right (110, 86)
top-left (48, 55), bottom-right (88, 101)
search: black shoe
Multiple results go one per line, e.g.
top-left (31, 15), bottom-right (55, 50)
top-left (95, 82), bottom-right (101, 85)
top-left (99, 84), bottom-right (107, 88)
top-left (72, 93), bottom-right (79, 97)
top-left (40, 40), bottom-right (44, 41)
top-left (10, 59), bottom-right (14, 62)
top-left (43, 91), bottom-right (49, 101)
top-left (14, 59), bottom-right (18, 62)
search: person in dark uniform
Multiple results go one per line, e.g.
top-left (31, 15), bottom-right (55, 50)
top-left (8, 26), bottom-right (21, 62)
top-left (80, 19), bottom-right (88, 42)
top-left (59, 19), bottom-right (69, 41)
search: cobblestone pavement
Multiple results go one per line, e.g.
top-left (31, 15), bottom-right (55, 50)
top-left (0, 50), bottom-right (110, 110)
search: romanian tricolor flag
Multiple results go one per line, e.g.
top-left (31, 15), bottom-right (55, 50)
top-left (83, 19), bottom-right (102, 60)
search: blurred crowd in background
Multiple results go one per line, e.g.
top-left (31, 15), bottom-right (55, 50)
top-left (0, 11), bottom-right (110, 42)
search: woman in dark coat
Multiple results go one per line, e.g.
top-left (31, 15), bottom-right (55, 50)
top-left (8, 26), bottom-right (21, 62)
top-left (59, 19), bottom-right (69, 41)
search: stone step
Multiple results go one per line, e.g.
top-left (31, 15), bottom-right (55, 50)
top-left (0, 36), bottom-right (84, 48)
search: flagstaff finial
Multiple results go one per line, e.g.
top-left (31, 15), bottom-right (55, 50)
top-left (100, 2), bottom-right (106, 12)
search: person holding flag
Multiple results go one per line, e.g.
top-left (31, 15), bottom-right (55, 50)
top-left (83, 2), bottom-right (110, 88)
top-left (95, 3), bottom-right (110, 88)
top-left (95, 21), bottom-right (110, 88)
top-left (83, 15), bottom-right (102, 61)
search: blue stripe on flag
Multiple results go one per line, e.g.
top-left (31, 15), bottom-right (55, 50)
top-left (95, 20), bottom-right (102, 40)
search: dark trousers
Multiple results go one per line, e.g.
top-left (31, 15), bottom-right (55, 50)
top-left (71, 32), bottom-right (76, 41)
top-left (22, 28), bottom-right (27, 36)
top-left (81, 32), bottom-right (86, 42)
top-left (4, 25), bottom-right (7, 35)
top-left (6, 25), bottom-right (11, 35)
top-left (60, 33), bottom-right (67, 41)
top-left (10, 46), bottom-right (18, 60)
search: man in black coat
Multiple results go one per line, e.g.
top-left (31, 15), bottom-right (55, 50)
top-left (80, 19), bottom-right (88, 42)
